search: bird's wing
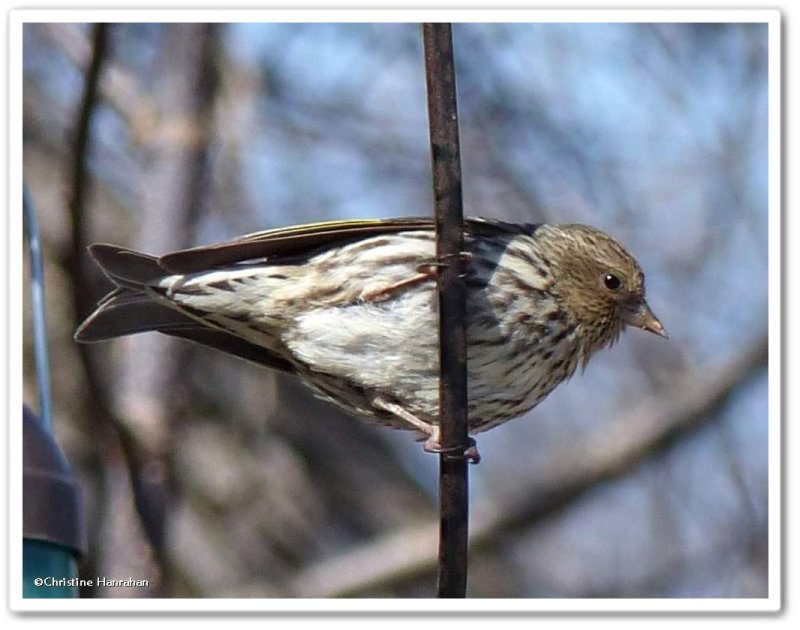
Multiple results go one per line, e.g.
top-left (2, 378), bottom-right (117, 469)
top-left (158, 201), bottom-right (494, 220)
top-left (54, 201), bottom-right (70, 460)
top-left (157, 217), bottom-right (538, 274)
top-left (159, 218), bottom-right (435, 274)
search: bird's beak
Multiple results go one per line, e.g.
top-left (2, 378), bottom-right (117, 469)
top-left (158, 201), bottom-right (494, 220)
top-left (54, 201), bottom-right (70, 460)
top-left (620, 300), bottom-right (668, 338)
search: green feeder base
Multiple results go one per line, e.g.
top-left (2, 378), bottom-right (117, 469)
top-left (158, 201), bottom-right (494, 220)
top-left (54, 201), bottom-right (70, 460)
top-left (23, 539), bottom-right (80, 598)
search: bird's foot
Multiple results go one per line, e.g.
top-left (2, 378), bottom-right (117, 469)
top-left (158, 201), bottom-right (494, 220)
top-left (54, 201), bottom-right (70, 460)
top-left (370, 394), bottom-right (480, 463)
top-left (423, 434), bottom-right (481, 464)
top-left (428, 252), bottom-right (474, 278)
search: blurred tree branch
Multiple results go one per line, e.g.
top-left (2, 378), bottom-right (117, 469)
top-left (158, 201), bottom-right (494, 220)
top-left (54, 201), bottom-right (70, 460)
top-left (41, 23), bottom-right (162, 145)
top-left (63, 22), bottom-right (114, 597)
top-left (58, 23), bottom-right (221, 596)
top-left (288, 331), bottom-right (767, 596)
top-left (62, 22), bottom-right (170, 597)
top-left (111, 24), bottom-right (219, 595)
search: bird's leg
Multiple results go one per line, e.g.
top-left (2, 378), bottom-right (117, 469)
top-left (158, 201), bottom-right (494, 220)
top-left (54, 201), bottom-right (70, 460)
top-left (370, 394), bottom-right (481, 464)
top-left (361, 252), bottom-right (473, 303)
top-left (370, 393), bottom-right (436, 434)
top-left (361, 264), bottom-right (438, 303)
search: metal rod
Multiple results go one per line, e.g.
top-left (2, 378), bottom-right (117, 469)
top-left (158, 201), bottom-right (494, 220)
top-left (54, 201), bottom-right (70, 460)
top-left (422, 22), bottom-right (470, 598)
top-left (23, 182), bottom-right (54, 431)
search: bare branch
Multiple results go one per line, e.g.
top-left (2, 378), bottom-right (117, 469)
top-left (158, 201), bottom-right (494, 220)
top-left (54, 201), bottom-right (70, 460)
top-left (423, 22), bottom-right (470, 598)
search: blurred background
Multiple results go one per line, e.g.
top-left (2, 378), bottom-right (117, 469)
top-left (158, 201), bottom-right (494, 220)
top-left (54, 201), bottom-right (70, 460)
top-left (22, 22), bottom-right (769, 598)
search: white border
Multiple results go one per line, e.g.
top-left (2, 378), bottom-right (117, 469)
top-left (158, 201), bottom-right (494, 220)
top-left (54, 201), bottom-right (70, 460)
top-left (7, 7), bottom-right (781, 615)
top-left (9, 4), bottom-right (25, 613)
top-left (767, 5), bottom-right (783, 618)
top-left (10, 8), bottom-right (782, 23)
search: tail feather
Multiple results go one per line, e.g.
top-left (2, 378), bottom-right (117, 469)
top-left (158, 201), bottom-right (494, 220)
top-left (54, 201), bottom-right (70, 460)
top-left (77, 245), bottom-right (297, 374)
top-left (88, 244), bottom-right (166, 288)
top-left (75, 289), bottom-right (197, 342)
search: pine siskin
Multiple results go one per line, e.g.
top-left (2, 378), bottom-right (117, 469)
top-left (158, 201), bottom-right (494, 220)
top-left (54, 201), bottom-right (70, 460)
top-left (75, 217), bottom-right (666, 458)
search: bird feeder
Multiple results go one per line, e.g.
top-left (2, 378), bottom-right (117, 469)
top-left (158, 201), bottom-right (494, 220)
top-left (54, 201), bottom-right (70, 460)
top-left (23, 405), bottom-right (86, 598)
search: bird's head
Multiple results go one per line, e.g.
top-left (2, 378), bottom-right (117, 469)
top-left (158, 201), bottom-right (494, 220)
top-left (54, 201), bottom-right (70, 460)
top-left (544, 224), bottom-right (667, 356)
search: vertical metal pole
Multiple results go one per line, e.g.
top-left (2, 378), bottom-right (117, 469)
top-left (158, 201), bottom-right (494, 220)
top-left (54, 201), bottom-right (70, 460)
top-left (23, 183), bottom-right (53, 431)
top-left (422, 23), bottom-right (470, 598)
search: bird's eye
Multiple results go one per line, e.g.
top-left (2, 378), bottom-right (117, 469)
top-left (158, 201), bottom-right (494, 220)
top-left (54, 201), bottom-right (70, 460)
top-left (603, 273), bottom-right (622, 291)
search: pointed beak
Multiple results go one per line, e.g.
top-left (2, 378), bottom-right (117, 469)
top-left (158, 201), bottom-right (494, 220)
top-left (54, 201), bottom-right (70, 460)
top-left (620, 300), bottom-right (669, 339)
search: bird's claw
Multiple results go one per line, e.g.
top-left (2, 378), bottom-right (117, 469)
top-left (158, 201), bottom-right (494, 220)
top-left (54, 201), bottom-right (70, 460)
top-left (423, 436), bottom-right (481, 464)
top-left (424, 252), bottom-right (473, 272)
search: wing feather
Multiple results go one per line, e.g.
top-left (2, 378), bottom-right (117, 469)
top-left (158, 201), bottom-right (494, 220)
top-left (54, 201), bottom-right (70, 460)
top-left (159, 218), bottom-right (435, 273)
top-left (157, 217), bottom-right (537, 274)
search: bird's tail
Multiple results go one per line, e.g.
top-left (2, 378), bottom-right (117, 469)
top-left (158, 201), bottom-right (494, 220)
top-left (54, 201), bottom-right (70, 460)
top-left (85, 244), bottom-right (166, 290)
top-left (74, 287), bottom-right (202, 342)
top-left (74, 245), bottom-right (194, 342)
top-left (74, 245), bottom-right (297, 373)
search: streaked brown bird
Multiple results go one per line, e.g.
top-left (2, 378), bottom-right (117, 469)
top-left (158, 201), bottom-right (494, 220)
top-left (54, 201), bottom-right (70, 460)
top-left (75, 217), bottom-right (666, 460)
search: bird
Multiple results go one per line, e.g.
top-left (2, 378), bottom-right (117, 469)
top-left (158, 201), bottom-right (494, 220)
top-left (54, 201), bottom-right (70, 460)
top-left (75, 217), bottom-right (666, 461)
